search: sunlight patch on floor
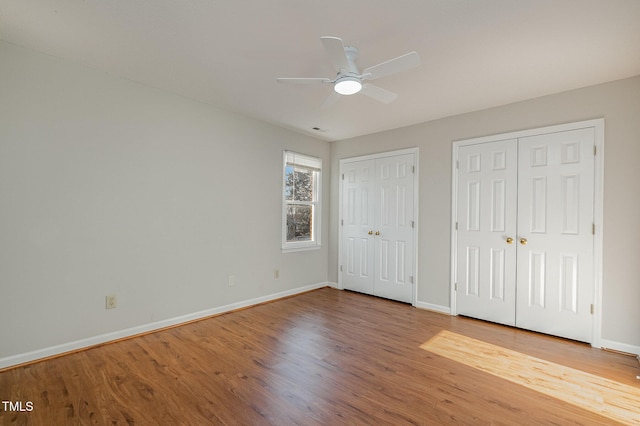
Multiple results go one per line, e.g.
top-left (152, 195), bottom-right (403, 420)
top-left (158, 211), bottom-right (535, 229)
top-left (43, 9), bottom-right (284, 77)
top-left (420, 330), bottom-right (640, 424)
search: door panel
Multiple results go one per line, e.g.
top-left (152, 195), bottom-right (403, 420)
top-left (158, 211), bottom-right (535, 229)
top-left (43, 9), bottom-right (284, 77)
top-left (516, 128), bottom-right (595, 342)
top-left (456, 140), bottom-right (518, 326)
top-left (490, 248), bottom-right (506, 301)
top-left (374, 154), bottom-right (415, 303)
top-left (341, 160), bottom-right (376, 295)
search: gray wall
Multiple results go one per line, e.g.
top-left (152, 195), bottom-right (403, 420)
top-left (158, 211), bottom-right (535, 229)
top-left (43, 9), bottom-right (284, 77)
top-left (329, 75), bottom-right (640, 352)
top-left (0, 41), bottom-right (330, 363)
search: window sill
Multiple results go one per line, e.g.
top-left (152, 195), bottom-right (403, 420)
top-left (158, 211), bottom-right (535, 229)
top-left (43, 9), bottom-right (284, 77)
top-left (281, 244), bottom-right (322, 253)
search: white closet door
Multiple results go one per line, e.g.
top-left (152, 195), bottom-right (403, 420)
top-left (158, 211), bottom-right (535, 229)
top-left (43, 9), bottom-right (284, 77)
top-left (374, 154), bottom-right (415, 303)
top-left (341, 151), bottom-right (417, 304)
top-left (516, 128), bottom-right (595, 342)
top-left (456, 140), bottom-right (518, 326)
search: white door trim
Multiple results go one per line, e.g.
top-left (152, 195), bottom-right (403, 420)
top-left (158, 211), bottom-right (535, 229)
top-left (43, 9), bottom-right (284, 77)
top-left (450, 119), bottom-right (604, 347)
top-left (338, 147), bottom-right (419, 305)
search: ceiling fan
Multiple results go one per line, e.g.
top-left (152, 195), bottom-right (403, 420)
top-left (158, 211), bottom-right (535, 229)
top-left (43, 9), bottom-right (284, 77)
top-left (277, 36), bottom-right (420, 107)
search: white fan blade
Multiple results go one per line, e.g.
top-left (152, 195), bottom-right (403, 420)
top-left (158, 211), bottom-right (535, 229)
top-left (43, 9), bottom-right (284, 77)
top-left (277, 77), bottom-right (331, 84)
top-left (360, 83), bottom-right (397, 104)
top-left (362, 51), bottom-right (420, 81)
top-left (321, 91), bottom-right (342, 109)
top-left (320, 36), bottom-right (350, 72)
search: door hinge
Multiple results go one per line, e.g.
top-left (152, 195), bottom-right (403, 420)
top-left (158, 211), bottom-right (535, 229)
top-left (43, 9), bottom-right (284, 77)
top-left (412, 165), bottom-right (415, 173)
top-left (410, 276), bottom-right (414, 284)
top-left (454, 282), bottom-right (458, 291)
top-left (340, 265), bottom-right (343, 272)
top-left (411, 220), bottom-right (415, 229)
top-left (455, 222), bottom-right (458, 231)
top-left (342, 173), bottom-right (345, 180)
top-left (592, 223), bottom-right (595, 235)
top-left (593, 146), bottom-right (597, 156)
top-left (341, 219), bottom-right (344, 226)
top-left (590, 304), bottom-right (594, 314)
top-left (456, 160), bottom-right (459, 169)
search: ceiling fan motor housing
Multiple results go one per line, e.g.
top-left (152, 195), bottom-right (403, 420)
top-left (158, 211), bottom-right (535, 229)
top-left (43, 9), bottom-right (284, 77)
top-left (343, 46), bottom-right (360, 72)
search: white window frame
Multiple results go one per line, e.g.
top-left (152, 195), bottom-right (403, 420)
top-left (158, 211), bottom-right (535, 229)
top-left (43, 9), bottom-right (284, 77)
top-left (282, 151), bottom-right (322, 252)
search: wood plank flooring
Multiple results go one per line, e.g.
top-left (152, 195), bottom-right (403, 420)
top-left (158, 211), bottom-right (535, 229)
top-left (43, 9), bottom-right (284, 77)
top-left (421, 330), bottom-right (640, 424)
top-left (1, 287), bottom-right (638, 425)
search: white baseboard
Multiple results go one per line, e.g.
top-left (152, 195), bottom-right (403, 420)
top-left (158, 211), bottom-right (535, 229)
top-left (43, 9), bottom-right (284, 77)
top-left (0, 282), bottom-right (330, 370)
top-left (409, 307), bottom-right (640, 357)
top-left (415, 301), bottom-right (451, 315)
top-left (8, 285), bottom-right (633, 370)
top-left (326, 281), bottom-right (339, 289)
top-left (599, 339), bottom-right (640, 357)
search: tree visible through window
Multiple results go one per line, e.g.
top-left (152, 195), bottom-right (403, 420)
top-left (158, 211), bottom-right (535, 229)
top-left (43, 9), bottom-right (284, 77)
top-left (282, 151), bottom-right (321, 251)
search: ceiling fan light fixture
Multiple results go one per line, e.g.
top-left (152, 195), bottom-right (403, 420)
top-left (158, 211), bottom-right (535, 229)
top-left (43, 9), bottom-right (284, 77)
top-left (334, 77), bottom-right (362, 95)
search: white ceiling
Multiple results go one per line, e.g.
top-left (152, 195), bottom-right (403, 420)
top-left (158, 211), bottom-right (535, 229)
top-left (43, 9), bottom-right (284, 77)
top-left (1, 1), bottom-right (639, 142)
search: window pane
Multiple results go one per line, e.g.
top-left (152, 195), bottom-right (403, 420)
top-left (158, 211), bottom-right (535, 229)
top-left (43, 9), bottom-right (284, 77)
top-left (293, 169), bottom-right (313, 201)
top-left (284, 165), bottom-right (294, 201)
top-left (285, 166), bottom-right (313, 202)
top-left (286, 205), bottom-right (313, 242)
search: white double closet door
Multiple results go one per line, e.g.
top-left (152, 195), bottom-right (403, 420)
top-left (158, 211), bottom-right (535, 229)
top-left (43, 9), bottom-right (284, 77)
top-left (456, 127), bottom-right (595, 343)
top-left (340, 151), bottom-right (416, 304)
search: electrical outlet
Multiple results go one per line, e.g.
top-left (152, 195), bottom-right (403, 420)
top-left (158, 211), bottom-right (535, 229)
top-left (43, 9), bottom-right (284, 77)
top-left (228, 275), bottom-right (236, 287)
top-left (105, 295), bottom-right (117, 309)
top-left (274, 269), bottom-right (279, 279)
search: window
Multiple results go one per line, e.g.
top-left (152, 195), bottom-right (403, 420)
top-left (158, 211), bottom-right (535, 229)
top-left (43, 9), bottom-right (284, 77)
top-left (282, 151), bottom-right (321, 251)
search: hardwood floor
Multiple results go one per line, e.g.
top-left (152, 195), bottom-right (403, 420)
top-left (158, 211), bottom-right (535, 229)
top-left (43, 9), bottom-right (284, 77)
top-left (1, 287), bottom-right (638, 425)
